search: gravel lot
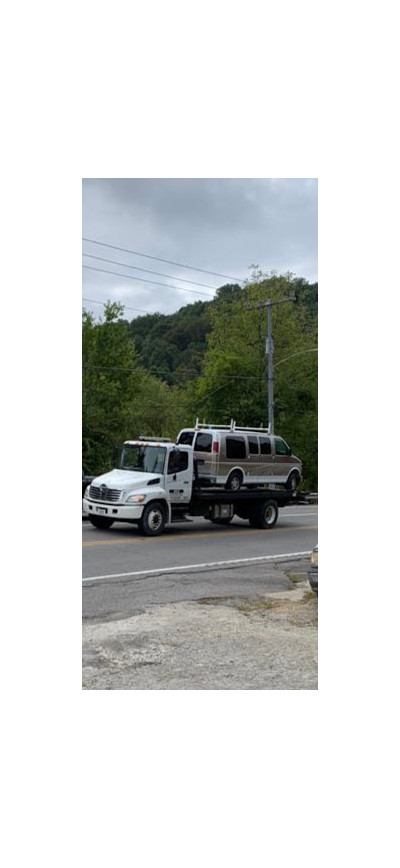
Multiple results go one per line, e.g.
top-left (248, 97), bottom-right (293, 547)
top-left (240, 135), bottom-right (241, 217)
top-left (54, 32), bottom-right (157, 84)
top-left (82, 562), bottom-right (318, 690)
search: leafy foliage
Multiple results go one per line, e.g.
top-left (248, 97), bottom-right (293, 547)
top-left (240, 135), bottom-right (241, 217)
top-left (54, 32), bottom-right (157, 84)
top-left (82, 276), bottom-right (318, 488)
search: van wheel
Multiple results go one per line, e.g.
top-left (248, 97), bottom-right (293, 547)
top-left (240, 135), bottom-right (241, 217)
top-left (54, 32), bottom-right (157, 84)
top-left (89, 516), bottom-right (115, 529)
top-left (225, 471), bottom-right (243, 491)
top-left (139, 501), bottom-right (166, 536)
top-left (286, 471), bottom-right (300, 491)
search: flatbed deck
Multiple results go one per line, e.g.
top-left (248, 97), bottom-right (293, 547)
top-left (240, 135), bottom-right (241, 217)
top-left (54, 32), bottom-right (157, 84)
top-left (191, 487), bottom-right (307, 505)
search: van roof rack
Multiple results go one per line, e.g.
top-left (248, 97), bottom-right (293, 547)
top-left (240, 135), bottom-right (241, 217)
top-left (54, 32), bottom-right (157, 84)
top-left (194, 418), bottom-right (270, 434)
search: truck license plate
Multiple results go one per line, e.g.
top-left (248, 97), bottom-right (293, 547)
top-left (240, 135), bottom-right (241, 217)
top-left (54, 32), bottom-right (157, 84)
top-left (96, 507), bottom-right (108, 515)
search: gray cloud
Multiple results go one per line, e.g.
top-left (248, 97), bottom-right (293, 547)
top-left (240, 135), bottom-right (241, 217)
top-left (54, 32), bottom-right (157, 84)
top-left (82, 178), bottom-right (317, 321)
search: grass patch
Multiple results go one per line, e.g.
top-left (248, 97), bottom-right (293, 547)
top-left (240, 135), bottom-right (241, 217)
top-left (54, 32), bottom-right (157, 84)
top-left (286, 572), bottom-right (306, 583)
top-left (302, 590), bottom-right (317, 603)
top-left (235, 600), bottom-right (277, 614)
top-left (197, 596), bottom-right (231, 606)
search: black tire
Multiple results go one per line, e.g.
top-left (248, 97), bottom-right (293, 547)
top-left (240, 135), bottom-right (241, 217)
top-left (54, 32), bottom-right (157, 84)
top-left (89, 515), bottom-right (115, 529)
top-left (139, 501), bottom-right (166, 536)
top-left (285, 471), bottom-right (300, 492)
top-left (225, 471), bottom-right (243, 491)
top-left (248, 499), bottom-right (278, 529)
top-left (210, 516), bottom-right (234, 525)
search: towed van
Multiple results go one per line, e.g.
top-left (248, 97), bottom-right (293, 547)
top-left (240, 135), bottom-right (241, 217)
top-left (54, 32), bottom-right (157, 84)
top-left (176, 420), bottom-right (302, 491)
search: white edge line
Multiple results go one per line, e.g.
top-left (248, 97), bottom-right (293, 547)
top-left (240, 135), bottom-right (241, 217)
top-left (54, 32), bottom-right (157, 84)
top-left (82, 551), bottom-right (313, 584)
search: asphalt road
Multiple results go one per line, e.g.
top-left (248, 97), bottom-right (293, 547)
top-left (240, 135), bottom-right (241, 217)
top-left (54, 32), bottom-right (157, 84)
top-left (82, 505), bottom-right (317, 620)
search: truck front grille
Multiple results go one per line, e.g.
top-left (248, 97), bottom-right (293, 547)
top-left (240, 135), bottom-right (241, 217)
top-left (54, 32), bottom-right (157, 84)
top-left (89, 485), bottom-right (122, 503)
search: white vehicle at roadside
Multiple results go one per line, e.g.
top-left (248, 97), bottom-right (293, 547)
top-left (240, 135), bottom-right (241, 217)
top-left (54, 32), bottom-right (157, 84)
top-left (82, 437), bottom-right (296, 536)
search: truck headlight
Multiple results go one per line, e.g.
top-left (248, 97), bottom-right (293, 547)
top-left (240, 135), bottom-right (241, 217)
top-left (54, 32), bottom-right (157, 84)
top-left (126, 494), bottom-right (147, 503)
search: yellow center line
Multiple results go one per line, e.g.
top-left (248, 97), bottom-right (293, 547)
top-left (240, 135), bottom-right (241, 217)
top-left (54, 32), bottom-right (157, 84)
top-left (83, 524), bottom-right (317, 547)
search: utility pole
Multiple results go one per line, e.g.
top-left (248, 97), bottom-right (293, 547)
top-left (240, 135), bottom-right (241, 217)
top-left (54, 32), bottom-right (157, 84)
top-left (244, 295), bottom-right (295, 435)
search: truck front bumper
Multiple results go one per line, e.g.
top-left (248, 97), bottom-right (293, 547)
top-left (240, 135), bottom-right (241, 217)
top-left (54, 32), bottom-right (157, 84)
top-left (83, 498), bottom-right (145, 522)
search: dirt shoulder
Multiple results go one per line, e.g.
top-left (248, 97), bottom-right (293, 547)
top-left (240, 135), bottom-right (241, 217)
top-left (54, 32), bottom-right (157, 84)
top-left (82, 564), bottom-right (318, 690)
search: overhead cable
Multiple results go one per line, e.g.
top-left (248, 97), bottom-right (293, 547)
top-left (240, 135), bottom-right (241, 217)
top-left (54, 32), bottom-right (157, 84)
top-left (82, 236), bottom-right (244, 283)
top-left (82, 252), bottom-right (219, 290)
top-left (82, 363), bottom-right (264, 380)
top-left (82, 297), bottom-right (152, 315)
top-left (82, 264), bottom-right (214, 297)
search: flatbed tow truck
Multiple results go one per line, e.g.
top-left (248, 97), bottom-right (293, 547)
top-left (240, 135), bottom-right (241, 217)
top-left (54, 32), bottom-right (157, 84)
top-left (83, 438), bottom-right (308, 537)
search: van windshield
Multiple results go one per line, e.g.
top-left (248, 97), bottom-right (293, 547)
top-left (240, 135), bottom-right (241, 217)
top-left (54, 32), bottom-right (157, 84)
top-left (118, 445), bottom-right (167, 474)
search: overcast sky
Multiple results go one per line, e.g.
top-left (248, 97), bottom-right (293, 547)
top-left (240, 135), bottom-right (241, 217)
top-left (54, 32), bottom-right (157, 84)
top-left (82, 178), bottom-right (317, 321)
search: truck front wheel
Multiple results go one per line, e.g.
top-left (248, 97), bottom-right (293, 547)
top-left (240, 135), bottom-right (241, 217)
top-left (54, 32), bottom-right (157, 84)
top-left (139, 501), bottom-right (166, 536)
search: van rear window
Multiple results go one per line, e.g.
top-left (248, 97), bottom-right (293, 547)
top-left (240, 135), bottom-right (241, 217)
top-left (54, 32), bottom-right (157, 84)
top-left (226, 436), bottom-right (246, 459)
top-left (177, 431), bottom-right (194, 445)
top-left (194, 433), bottom-right (212, 452)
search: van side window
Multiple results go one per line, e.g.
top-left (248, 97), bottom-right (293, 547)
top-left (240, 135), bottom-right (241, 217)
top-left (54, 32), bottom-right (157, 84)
top-left (259, 437), bottom-right (271, 455)
top-left (226, 436), bottom-right (246, 459)
top-left (177, 431), bottom-right (194, 445)
top-left (194, 433), bottom-right (212, 452)
top-left (274, 437), bottom-right (290, 455)
top-left (248, 436), bottom-right (259, 455)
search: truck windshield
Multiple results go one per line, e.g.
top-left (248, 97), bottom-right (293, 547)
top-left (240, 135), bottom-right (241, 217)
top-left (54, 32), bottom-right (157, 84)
top-left (118, 445), bottom-right (167, 474)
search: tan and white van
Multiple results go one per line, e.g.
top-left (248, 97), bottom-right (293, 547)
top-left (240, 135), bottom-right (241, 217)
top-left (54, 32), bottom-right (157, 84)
top-left (176, 420), bottom-right (302, 491)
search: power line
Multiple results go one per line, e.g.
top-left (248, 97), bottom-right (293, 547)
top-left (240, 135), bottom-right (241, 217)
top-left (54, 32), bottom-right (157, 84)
top-left (82, 292), bottom-right (238, 320)
top-left (82, 252), bottom-right (219, 290)
top-left (83, 363), bottom-right (265, 380)
top-left (82, 264), bottom-right (215, 297)
top-left (82, 297), bottom-right (152, 315)
top-left (82, 236), bottom-right (244, 283)
top-left (274, 348), bottom-right (318, 368)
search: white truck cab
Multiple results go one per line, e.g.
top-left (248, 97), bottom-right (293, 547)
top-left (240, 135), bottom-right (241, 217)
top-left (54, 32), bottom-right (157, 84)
top-left (83, 439), bottom-right (195, 534)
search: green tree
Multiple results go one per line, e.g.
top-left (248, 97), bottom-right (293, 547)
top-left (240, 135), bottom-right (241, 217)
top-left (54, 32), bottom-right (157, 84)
top-left (182, 273), bottom-right (318, 488)
top-left (82, 302), bottom-right (143, 474)
top-left (82, 275), bottom-right (318, 488)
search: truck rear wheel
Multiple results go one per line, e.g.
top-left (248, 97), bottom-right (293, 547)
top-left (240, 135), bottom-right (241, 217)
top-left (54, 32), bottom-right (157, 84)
top-left (248, 499), bottom-right (278, 529)
top-left (89, 516), bottom-right (115, 529)
top-left (139, 501), bottom-right (166, 536)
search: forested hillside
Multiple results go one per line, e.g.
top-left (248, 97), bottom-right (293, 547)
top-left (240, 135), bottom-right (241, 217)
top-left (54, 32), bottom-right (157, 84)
top-left (83, 274), bottom-right (318, 488)
top-left (127, 298), bottom-right (214, 384)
